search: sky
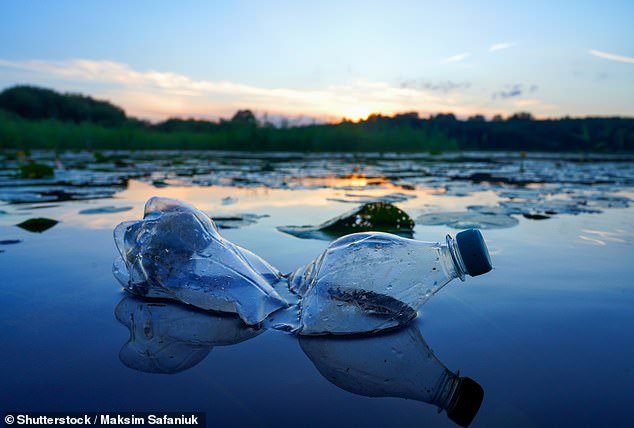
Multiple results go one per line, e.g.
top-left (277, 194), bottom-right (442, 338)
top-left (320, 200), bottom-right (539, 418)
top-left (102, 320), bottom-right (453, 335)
top-left (0, 0), bottom-right (633, 122)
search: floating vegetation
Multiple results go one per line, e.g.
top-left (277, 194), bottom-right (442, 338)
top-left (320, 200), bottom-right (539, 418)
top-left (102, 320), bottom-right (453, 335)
top-left (278, 202), bottom-right (415, 240)
top-left (79, 206), bottom-right (133, 215)
top-left (523, 213), bottom-right (551, 220)
top-left (499, 199), bottom-right (603, 216)
top-left (571, 193), bottom-right (630, 209)
top-left (16, 217), bottom-right (59, 233)
top-left (0, 186), bottom-right (119, 203)
top-left (19, 163), bottom-right (54, 179)
top-left (211, 213), bottom-right (269, 229)
top-left (221, 196), bottom-right (238, 205)
top-left (327, 192), bottom-right (416, 204)
top-left (16, 204), bottom-right (61, 211)
top-left (0, 151), bottom-right (632, 224)
top-left (0, 239), bottom-right (21, 245)
top-left (417, 210), bottom-right (519, 229)
top-left (152, 179), bottom-right (169, 188)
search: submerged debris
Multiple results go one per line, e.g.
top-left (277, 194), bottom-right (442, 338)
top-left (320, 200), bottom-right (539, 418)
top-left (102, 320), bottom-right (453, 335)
top-left (277, 202), bottom-right (415, 240)
top-left (16, 217), bottom-right (59, 233)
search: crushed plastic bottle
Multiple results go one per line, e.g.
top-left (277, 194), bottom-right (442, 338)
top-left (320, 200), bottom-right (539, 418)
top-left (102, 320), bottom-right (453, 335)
top-left (288, 230), bottom-right (492, 335)
top-left (113, 197), bottom-right (288, 325)
top-left (300, 323), bottom-right (484, 427)
top-left (113, 197), bottom-right (492, 335)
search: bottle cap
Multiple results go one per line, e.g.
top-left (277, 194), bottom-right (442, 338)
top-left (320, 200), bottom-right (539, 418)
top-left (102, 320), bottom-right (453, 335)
top-left (455, 229), bottom-right (492, 277)
top-left (446, 377), bottom-right (485, 427)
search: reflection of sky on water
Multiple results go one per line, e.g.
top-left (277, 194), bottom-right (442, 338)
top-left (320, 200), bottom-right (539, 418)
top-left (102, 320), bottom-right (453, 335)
top-left (1, 152), bottom-right (634, 427)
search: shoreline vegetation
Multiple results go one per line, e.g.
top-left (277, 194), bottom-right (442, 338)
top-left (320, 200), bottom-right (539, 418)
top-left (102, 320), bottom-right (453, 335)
top-left (1, 85), bottom-right (633, 152)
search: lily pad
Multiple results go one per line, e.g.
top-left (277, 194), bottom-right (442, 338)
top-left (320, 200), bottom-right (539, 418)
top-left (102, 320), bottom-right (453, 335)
top-left (277, 202), bottom-right (415, 240)
top-left (327, 192), bottom-right (416, 204)
top-left (79, 206), bottom-right (133, 215)
top-left (523, 213), bottom-right (551, 220)
top-left (19, 163), bottom-right (54, 179)
top-left (0, 239), bottom-right (21, 245)
top-left (417, 210), bottom-right (519, 229)
top-left (211, 213), bottom-right (269, 229)
top-left (16, 217), bottom-right (59, 233)
top-left (221, 196), bottom-right (238, 205)
top-left (499, 199), bottom-right (602, 216)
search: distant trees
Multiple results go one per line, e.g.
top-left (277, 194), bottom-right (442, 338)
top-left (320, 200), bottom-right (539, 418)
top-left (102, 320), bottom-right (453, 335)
top-left (467, 115), bottom-right (486, 122)
top-left (0, 85), bottom-right (633, 152)
top-left (508, 112), bottom-right (534, 121)
top-left (231, 110), bottom-right (257, 126)
top-left (0, 85), bottom-right (127, 126)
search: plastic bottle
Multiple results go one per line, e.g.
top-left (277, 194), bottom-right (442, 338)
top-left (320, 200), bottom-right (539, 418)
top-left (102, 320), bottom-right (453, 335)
top-left (288, 229), bottom-right (492, 335)
top-left (113, 197), bottom-right (288, 325)
top-left (300, 323), bottom-right (484, 427)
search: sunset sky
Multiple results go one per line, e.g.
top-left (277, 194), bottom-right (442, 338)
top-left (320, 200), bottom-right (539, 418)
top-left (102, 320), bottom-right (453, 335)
top-left (1, 0), bottom-right (633, 122)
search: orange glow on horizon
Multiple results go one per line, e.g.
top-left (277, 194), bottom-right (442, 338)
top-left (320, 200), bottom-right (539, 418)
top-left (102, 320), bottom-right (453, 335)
top-left (340, 106), bottom-right (372, 122)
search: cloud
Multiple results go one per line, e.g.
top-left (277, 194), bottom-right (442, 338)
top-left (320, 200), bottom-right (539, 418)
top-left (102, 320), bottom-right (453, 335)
top-left (491, 83), bottom-right (539, 100)
top-left (489, 43), bottom-right (515, 52)
top-left (489, 42), bottom-right (514, 52)
top-left (492, 84), bottom-right (522, 99)
top-left (588, 49), bottom-right (634, 64)
top-left (400, 80), bottom-right (471, 94)
top-left (0, 58), bottom-right (484, 120)
top-left (511, 98), bottom-right (557, 110)
top-left (445, 52), bottom-right (471, 62)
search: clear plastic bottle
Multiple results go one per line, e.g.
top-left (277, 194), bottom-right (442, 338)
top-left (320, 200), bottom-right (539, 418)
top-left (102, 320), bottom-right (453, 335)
top-left (113, 197), bottom-right (288, 325)
top-left (288, 229), bottom-right (492, 335)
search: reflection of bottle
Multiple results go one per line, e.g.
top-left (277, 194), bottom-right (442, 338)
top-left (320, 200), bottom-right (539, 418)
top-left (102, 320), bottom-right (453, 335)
top-left (300, 324), bottom-right (484, 427)
top-left (289, 230), bottom-right (492, 335)
top-left (113, 197), bottom-right (288, 325)
top-left (115, 296), bottom-right (261, 373)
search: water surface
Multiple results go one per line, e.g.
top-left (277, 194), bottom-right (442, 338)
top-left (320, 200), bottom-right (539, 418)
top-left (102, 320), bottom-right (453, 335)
top-left (1, 151), bottom-right (633, 427)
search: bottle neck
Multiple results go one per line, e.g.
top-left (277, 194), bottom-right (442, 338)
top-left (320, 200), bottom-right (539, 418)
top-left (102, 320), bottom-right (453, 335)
top-left (431, 369), bottom-right (462, 410)
top-left (444, 234), bottom-right (468, 281)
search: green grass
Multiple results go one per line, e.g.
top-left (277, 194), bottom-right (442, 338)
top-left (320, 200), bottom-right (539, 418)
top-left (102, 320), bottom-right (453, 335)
top-left (0, 111), bottom-right (458, 152)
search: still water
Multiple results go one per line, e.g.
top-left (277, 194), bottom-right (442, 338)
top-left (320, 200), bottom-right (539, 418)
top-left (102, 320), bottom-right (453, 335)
top-left (1, 151), bottom-right (633, 427)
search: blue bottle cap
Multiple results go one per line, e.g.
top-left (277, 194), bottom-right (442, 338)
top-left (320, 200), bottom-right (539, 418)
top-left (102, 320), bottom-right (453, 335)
top-left (455, 229), bottom-right (492, 277)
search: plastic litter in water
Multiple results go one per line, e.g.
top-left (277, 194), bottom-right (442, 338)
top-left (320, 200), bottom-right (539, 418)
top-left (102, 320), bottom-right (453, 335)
top-left (113, 197), bottom-right (287, 325)
top-left (113, 198), bottom-right (491, 335)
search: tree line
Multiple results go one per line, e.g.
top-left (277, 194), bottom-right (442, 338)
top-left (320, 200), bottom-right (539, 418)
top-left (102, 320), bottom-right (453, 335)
top-left (0, 85), bottom-right (632, 152)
